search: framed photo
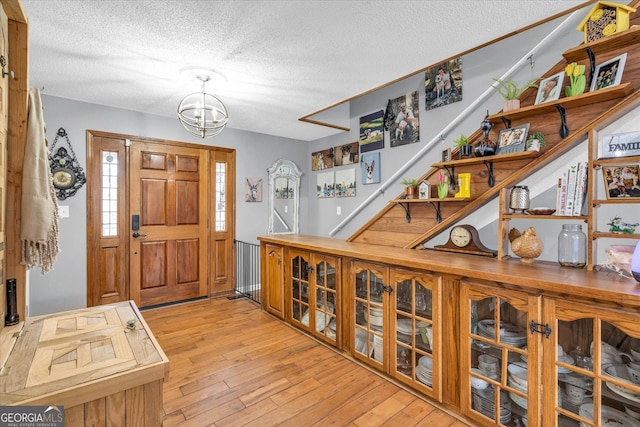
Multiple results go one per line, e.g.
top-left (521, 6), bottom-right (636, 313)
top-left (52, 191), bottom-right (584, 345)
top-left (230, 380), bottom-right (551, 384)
top-left (335, 168), bottom-right (356, 197)
top-left (361, 152), bottom-right (380, 184)
top-left (389, 91), bottom-right (420, 147)
top-left (591, 53), bottom-right (627, 92)
top-left (245, 178), bottom-right (262, 202)
top-left (311, 148), bottom-right (333, 171)
top-left (316, 171), bottom-right (334, 198)
top-left (334, 142), bottom-right (359, 166)
top-left (359, 110), bottom-right (384, 153)
top-left (424, 57), bottom-right (463, 111)
top-left (535, 71), bottom-right (564, 104)
top-left (496, 124), bottom-right (530, 155)
top-left (602, 164), bottom-right (640, 199)
top-left (441, 148), bottom-right (451, 162)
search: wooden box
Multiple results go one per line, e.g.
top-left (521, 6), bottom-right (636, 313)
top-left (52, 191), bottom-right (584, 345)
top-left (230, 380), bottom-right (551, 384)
top-left (0, 301), bottom-right (169, 426)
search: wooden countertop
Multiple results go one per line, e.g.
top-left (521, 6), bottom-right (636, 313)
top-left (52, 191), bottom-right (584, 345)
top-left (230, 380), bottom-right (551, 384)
top-left (259, 234), bottom-right (640, 308)
top-left (0, 301), bottom-right (169, 407)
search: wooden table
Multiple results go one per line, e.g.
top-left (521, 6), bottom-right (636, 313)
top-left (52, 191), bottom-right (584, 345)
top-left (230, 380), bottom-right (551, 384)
top-left (0, 301), bottom-right (169, 426)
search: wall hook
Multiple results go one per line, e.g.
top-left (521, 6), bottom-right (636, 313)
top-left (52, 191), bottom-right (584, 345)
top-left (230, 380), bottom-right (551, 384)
top-left (527, 55), bottom-right (535, 69)
top-left (0, 55), bottom-right (13, 79)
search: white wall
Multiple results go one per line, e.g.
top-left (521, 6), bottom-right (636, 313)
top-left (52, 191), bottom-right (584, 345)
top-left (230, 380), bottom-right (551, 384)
top-left (29, 96), bottom-right (307, 315)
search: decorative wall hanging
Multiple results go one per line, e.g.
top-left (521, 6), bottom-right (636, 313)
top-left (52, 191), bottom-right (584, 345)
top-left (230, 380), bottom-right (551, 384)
top-left (598, 131), bottom-right (640, 159)
top-left (361, 152), bottom-right (380, 185)
top-left (334, 142), bottom-right (359, 166)
top-left (390, 91), bottom-right (420, 147)
top-left (425, 57), bottom-right (463, 111)
top-left (311, 147), bottom-right (334, 171)
top-left (359, 110), bottom-right (384, 153)
top-left (49, 127), bottom-right (86, 200)
top-left (245, 178), bottom-right (263, 202)
top-left (335, 168), bottom-right (356, 197)
top-left (316, 171), bottom-right (334, 198)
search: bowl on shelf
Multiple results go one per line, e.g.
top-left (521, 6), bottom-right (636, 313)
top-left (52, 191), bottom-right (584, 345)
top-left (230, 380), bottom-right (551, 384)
top-left (525, 207), bottom-right (556, 215)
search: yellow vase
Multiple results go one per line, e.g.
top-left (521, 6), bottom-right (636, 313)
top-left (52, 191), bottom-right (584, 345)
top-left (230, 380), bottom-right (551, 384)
top-left (455, 173), bottom-right (471, 198)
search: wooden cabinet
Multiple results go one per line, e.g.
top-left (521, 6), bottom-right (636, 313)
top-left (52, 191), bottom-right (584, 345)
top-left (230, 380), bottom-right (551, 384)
top-left (350, 260), bottom-right (442, 400)
top-left (263, 243), bottom-right (285, 318)
top-left (460, 279), bottom-right (640, 427)
top-left (289, 249), bottom-right (340, 346)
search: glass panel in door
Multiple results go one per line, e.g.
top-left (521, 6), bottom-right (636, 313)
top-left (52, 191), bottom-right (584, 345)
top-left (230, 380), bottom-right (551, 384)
top-left (353, 265), bottom-right (385, 366)
top-left (315, 257), bottom-right (337, 342)
top-left (291, 254), bottom-right (309, 327)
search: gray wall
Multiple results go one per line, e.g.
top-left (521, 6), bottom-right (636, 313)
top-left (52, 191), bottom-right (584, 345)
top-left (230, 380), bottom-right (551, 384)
top-left (29, 96), bottom-right (307, 315)
top-left (31, 4), bottom-right (610, 315)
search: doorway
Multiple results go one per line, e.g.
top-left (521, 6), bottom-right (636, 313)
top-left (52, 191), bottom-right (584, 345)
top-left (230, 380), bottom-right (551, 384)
top-left (86, 131), bottom-right (235, 308)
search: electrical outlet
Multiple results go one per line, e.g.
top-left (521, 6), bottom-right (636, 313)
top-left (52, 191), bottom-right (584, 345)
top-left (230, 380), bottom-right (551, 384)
top-left (58, 205), bottom-right (70, 218)
top-left (337, 206), bottom-right (341, 215)
top-left (284, 205), bottom-right (288, 213)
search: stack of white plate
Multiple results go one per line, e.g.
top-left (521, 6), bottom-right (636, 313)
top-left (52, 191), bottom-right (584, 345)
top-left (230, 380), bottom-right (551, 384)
top-left (396, 318), bottom-right (414, 334)
top-left (472, 387), bottom-right (511, 424)
top-left (372, 334), bottom-right (384, 362)
top-left (416, 355), bottom-right (433, 386)
top-left (355, 328), bottom-right (369, 354)
top-left (368, 306), bottom-right (383, 329)
top-left (477, 320), bottom-right (527, 347)
top-left (579, 404), bottom-right (640, 427)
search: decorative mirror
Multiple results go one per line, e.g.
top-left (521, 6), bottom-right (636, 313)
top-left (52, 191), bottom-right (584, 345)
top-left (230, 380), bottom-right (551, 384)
top-left (268, 159), bottom-right (302, 234)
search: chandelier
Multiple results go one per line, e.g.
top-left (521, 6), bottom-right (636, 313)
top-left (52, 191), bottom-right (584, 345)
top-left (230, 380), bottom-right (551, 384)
top-left (177, 74), bottom-right (229, 138)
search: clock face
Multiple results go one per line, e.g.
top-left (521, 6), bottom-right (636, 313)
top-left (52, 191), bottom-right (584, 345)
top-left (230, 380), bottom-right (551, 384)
top-left (450, 226), bottom-right (472, 247)
top-left (52, 168), bottom-right (76, 190)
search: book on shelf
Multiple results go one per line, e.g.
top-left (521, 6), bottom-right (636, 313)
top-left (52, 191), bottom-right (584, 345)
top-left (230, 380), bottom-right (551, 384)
top-left (565, 163), bottom-right (579, 216)
top-left (556, 171), bottom-right (569, 215)
top-left (555, 162), bottom-right (588, 216)
top-left (572, 162), bottom-right (588, 216)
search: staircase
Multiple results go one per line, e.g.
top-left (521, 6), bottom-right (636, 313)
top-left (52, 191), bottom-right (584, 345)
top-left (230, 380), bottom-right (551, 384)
top-left (348, 18), bottom-right (640, 249)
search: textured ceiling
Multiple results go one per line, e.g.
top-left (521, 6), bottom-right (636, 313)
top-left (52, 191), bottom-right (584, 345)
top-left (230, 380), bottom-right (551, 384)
top-left (22, 0), bottom-right (587, 141)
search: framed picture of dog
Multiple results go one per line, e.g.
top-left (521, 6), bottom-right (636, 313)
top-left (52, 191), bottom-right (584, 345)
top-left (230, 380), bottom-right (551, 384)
top-left (334, 142), bottom-right (359, 166)
top-left (496, 124), bottom-right (530, 155)
top-left (359, 110), bottom-right (384, 153)
top-left (311, 148), bottom-right (333, 171)
top-left (591, 53), bottom-right (627, 92)
top-left (389, 91), bottom-right (420, 147)
top-left (602, 164), bottom-right (640, 199)
top-left (361, 152), bottom-right (380, 185)
top-left (424, 57), bottom-right (463, 111)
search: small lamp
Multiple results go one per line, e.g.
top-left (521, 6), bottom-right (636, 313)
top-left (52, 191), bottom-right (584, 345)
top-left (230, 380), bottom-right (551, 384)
top-left (632, 241), bottom-right (640, 282)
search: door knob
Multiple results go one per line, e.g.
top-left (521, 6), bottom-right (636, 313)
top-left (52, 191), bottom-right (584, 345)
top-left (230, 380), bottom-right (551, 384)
top-left (132, 232), bottom-right (147, 238)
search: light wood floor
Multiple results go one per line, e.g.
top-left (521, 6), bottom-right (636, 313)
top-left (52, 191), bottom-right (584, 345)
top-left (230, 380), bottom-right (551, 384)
top-left (142, 297), bottom-right (470, 427)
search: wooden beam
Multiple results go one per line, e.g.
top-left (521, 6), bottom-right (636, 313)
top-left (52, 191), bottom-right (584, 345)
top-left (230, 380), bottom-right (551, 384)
top-left (6, 11), bottom-right (28, 320)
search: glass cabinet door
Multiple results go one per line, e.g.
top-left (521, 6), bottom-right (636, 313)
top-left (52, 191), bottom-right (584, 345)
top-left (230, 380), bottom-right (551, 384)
top-left (290, 251), bottom-right (310, 330)
top-left (461, 280), bottom-right (540, 427)
top-left (352, 261), bottom-right (387, 368)
top-left (545, 298), bottom-right (640, 427)
top-left (390, 269), bottom-right (440, 397)
top-left (313, 254), bottom-right (339, 345)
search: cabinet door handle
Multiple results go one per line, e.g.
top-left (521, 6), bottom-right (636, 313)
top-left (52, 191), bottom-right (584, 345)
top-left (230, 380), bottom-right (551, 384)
top-left (305, 265), bottom-right (314, 272)
top-left (382, 285), bottom-right (394, 294)
top-left (529, 320), bottom-right (551, 338)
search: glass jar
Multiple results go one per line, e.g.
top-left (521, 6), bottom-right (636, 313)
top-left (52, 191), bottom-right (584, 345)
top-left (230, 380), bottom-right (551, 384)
top-left (558, 224), bottom-right (586, 268)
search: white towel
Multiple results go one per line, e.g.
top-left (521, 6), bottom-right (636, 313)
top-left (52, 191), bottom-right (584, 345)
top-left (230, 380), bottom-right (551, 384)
top-left (20, 87), bottom-right (59, 273)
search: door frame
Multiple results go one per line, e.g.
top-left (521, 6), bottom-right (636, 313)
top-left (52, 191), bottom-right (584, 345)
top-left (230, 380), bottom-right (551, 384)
top-left (86, 130), bottom-right (236, 307)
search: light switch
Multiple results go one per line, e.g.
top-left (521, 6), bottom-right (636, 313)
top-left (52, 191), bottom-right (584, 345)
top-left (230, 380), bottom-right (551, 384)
top-left (337, 206), bottom-right (341, 215)
top-left (284, 205), bottom-right (288, 213)
top-left (58, 205), bottom-right (70, 218)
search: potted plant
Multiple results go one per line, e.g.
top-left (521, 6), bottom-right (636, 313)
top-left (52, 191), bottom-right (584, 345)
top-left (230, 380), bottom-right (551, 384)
top-left (526, 131), bottom-right (546, 151)
top-left (453, 134), bottom-right (472, 159)
top-left (401, 178), bottom-right (418, 198)
top-left (492, 77), bottom-right (538, 111)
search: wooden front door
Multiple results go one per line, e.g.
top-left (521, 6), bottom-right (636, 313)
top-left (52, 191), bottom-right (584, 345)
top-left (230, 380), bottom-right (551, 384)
top-left (87, 131), bottom-right (235, 308)
top-left (129, 141), bottom-right (208, 307)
